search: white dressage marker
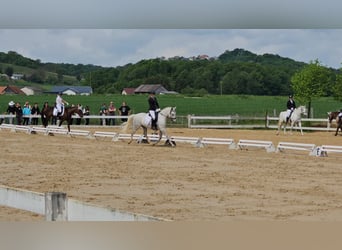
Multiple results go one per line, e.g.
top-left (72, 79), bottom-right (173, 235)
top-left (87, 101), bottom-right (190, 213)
top-left (276, 142), bottom-right (317, 156)
top-left (314, 145), bottom-right (342, 157)
top-left (237, 139), bottom-right (275, 152)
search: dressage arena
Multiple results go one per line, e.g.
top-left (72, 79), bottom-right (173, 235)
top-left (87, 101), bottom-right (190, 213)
top-left (1, 126), bottom-right (342, 221)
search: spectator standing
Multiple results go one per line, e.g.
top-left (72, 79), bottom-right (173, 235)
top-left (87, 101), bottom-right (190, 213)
top-left (31, 102), bottom-right (41, 125)
top-left (15, 102), bottom-right (23, 125)
top-left (108, 101), bottom-right (116, 125)
top-left (118, 101), bottom-right (131, 122)
top-left (76, 104), bottom-right (83, 125)
top-left (22, 101), bottom-right (31, 125)
top-left (6, 101), bottom-right (16, 124)
top-left (99, 103), bottom-right (107, 126)
top-left (83, 105), bottom-right (90, 125)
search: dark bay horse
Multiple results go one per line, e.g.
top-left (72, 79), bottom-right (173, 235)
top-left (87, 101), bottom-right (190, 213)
top-left (328, 111), bottom-right (340, 128)
top-left (335, 116), bottom-right (342, 136)
top-left (41, 106), bottom-right (83, 132)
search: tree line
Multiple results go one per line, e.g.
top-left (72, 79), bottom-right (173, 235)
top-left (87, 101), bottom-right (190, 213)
top-left (1, 49), bottom-right (341, 103)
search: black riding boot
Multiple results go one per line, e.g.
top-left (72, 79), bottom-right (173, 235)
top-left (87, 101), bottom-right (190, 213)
top-left (151, 119), bottom-right (157, 130)
top-left (286, 117), bottom-right (289, 124)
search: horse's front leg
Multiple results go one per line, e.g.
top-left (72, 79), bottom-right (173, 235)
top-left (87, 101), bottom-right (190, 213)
top-left (289, 122), bottom-right (294, 135)
top-left (335, 123), bottom-right (341, 136)
top-left (298, 121), bottom-right (303, 135)
top-left (283, 122), bottom-right (287, 135)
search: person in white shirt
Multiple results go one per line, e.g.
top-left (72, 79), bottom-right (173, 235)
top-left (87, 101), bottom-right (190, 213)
top-left (55, 92), bottom-right (69, 117)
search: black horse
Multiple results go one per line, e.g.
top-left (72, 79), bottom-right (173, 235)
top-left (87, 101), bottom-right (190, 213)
top-left (41, 105), bottom-right (83, 132)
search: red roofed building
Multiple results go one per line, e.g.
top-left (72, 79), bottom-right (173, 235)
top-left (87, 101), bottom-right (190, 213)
top-left (0, 85), bottom-right (25, 95)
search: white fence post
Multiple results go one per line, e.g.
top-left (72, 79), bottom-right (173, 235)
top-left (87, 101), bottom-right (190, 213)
top-left (45, 192), bottom-right (68, 221)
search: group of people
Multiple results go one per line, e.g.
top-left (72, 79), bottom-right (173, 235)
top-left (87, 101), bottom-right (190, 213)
top-left (99, 101), bottom-right (132, 126)
top-left (2, 91), bottom-right (161, 128)
top-left (4, 100), bottom-right (41, 126)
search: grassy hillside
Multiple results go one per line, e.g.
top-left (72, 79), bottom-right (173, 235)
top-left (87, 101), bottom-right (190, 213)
top-left (0, 62), bottom-right (79, 87)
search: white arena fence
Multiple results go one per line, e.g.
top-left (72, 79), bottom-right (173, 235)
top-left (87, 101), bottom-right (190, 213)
top-left (0, 113), bottom-right (336, 131)
top-left (188, 114), bottom-right (336, 131)
top-left (0, 185), bottom-right (167, 221)
top-left (1, 123), bottom-right (341, 158)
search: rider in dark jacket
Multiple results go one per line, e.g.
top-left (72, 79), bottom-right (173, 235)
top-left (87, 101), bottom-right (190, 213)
top-left (286, 95), bottom-right (296, 124)
top-left (148, 91), bottom-right (160, 130)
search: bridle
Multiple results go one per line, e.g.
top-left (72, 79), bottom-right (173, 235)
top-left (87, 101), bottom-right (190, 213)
top-left (159, 107), bottom-right (176, 121)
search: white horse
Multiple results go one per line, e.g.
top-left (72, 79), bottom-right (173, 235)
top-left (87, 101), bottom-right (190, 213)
top-left (122, 107), bottom-right (177, 146)
top-left (276, 105), bottom-right (307, 135)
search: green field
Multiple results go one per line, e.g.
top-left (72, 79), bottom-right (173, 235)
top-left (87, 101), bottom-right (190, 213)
top-left (1, 94), bottom-right (341, 118)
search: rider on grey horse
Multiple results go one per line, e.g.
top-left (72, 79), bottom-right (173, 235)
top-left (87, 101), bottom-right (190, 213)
top-left (286, 95), bottom-right (296, 124)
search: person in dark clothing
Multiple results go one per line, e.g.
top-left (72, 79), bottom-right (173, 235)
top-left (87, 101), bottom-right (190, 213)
top-left (83, 105), bottom-right (90, 125)
top-left (286, 95), bottom-right (296, 124)
top-left (30, 103), bottom-right (41, 125)
top-left (15, 102), bottom-right (23, 125)
top-left (118, 101), bottom-right (131, 122)
top-left (148, 91), bottom-right (160, 130)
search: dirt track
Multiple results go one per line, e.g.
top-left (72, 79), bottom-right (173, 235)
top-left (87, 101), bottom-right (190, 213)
top-left (1, 126), bottom-right (342, 221)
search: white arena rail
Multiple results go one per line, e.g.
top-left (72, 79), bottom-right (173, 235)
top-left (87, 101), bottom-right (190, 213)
top-left (237, 139), bottom-right (276, 152)
top-left (45, 127), bottom-right (69, 136)
top-left (315, 145), bottom-right (342, 157)
top-left (93, 131), bottom-right (118, 141)
top-left (201, 137), bottom-right (236, 149)
top-left (276, 142), bottom-right (317, 155)
top-left (31, 126), bottom-right (49, 135)
top-left (0, 185), bottom-right (167, 221)
top-left (68, 129), bottom-right (92, 138)
top-left (0, 123), bottom-right (16, 132)
top-left (14, 125), bottom-right (32, 134)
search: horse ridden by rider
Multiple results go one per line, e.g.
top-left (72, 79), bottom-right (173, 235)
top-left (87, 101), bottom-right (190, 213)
top-left (122, 106), bottom-right (177, 146)
top-left (41, 93), bottom-right (83, 132)
top-left (277, 105), bottom-right (307, 135)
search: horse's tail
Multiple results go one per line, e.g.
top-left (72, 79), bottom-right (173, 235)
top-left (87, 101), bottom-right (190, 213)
top-left (121, 114), bottom-right (134, 133)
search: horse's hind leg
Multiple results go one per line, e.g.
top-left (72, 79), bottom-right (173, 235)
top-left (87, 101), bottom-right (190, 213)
top-left (128, 128), bottom-right (138, 144)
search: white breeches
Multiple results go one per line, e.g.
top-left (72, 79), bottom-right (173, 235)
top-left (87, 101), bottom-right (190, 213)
top-left (286, 109), bottom-right (293, 118)
top-left (149, 110), bottom-right (156, 120)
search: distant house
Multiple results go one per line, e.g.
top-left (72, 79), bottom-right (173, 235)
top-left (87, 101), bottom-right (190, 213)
top-left (134, 84), bottom-right (168, 95)
top-left (121, 88), bottom-right (136, 95)
top-left (0, 85), bottom-right (25, 95)
top-left (21, 86), bottom-right (43, 96)
top-left (11, 73), bottom-right (24, 80)
top-left (49, 86), bottom-right (93, 96)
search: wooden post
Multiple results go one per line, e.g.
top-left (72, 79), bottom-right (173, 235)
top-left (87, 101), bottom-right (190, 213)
top-left (45, 192), bottom-right (68, 221)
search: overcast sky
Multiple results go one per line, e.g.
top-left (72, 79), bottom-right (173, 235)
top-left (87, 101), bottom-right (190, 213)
top-left (1, 29), bottom-right (342, 69)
